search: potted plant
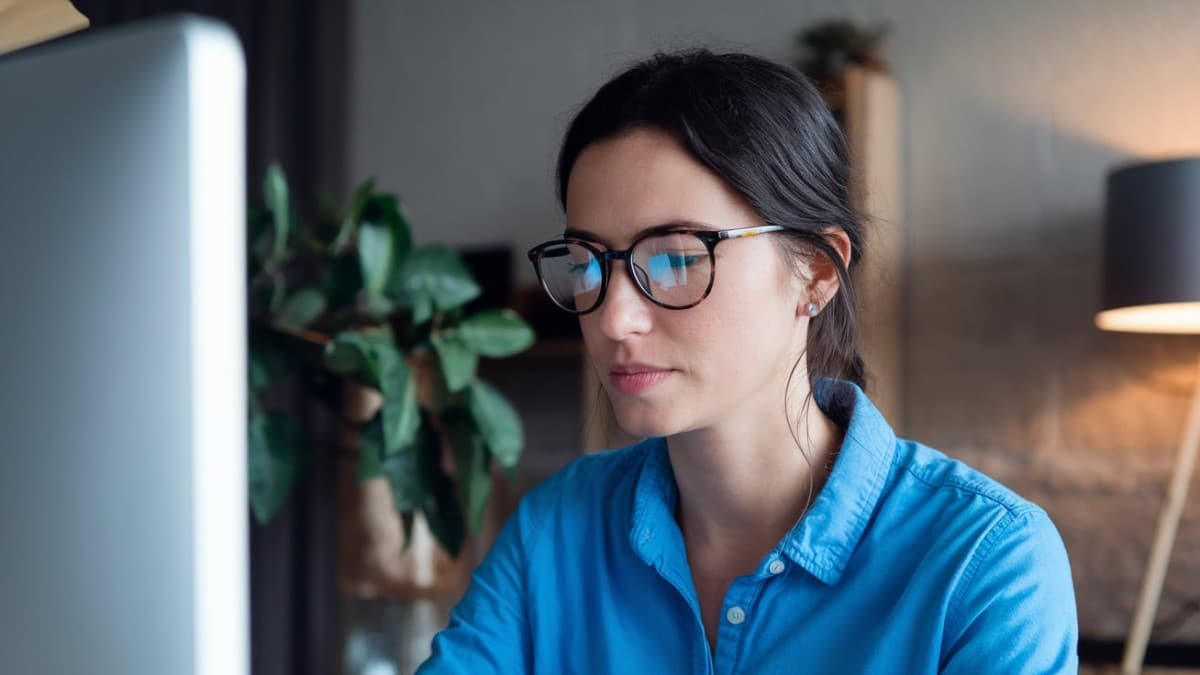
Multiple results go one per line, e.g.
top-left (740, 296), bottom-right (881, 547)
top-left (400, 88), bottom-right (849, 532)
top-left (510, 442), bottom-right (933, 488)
top-left (246, 163), bottom-right (535, 596)
top-left (795, 18), bottom-right (891, 81)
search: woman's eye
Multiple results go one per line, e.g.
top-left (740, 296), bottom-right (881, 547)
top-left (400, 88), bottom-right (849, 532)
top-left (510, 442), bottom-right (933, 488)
top-left (567, 261), bottom-right (591, 274)
top-left (667, 253), bottom-right (700, 268)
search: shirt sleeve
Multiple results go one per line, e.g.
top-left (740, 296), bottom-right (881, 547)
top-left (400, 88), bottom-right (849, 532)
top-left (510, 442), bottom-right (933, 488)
top-left (939, 508), bottom-right (1079, 674)
top-left (414, 485), bottom-right (541, 674)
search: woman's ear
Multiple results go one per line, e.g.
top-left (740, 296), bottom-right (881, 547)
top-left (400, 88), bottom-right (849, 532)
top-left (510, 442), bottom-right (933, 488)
top-left (801, 229), bottom-right (852, 316)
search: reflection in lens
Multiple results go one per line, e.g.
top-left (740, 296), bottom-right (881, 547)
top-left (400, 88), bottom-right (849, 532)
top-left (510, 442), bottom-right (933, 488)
top-left (537, 242), bottom-right (602, 312)
top-left (634, 232), bottom-right (711, 307)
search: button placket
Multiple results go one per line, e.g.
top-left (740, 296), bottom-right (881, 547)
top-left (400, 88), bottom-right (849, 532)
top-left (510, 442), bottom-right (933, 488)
top-left (714, 575), bottom-right (765, 672)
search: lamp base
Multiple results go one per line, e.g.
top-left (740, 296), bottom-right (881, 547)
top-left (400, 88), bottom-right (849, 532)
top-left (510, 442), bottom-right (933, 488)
top-left (1122, 353), bottom-right (1200, 675)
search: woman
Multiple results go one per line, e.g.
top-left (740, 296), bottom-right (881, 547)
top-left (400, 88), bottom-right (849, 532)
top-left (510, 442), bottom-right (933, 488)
top-left (418, 49), bottom-right (1077, 674)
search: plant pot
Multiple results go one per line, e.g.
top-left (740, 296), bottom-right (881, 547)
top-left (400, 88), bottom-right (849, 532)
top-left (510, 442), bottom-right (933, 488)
top-left (335, 361), bottom-right (480, 600)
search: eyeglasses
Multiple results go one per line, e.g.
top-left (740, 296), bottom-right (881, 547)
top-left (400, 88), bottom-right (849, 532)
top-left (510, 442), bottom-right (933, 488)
top-left (526, 225), bottom-right (785, 314)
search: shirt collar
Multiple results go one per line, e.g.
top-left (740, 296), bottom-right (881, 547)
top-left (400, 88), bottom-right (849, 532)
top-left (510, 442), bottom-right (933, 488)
top-left (628, 435), bottom-right (679, 570)
top-left (628, 377), bottom-right (897, 585)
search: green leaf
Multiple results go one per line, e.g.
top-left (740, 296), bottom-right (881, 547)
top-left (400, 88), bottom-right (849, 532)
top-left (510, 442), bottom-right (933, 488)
top-left (247, 204), bottom-right (272, 271)
top-left (249, 343), bottom-right (290, 393)
top-left (249, 358), bottom-right (270, 394)
top-left (362, 293), bottom-right (394, 321)
top-left (248, 410), bottom-right (305, 523)
top-left (371, 194), bottom-right (413, 262)
top-left (422, 351), bottom-right (458, 414)
top-left (431, 333), bottom-right (477, 392)
top-left (356, 195), bottom-right (416, 317)
top-left (361, 194), bottom-right (412, 266)
top-left (273, 287), bottom-right (326, 329)
top-left (249, 351), bottom-right (272, 393)
top-left (380, 415), bottom-right (434, 512)
top-left (444, 411), bottom-right (492, 534)
top-left (371, 340), bottom-right (420, 455)
top-left (357, 221), bottom-right (393, 299)
top-left (334, 178), bottom-right (375, 252)
top-left (263, 163), bottom-right (290, 263)
top-left (323, 331), bottom-right (375, 381)
top-left (458, 309), bottom-right (535, 357)
top-left (320, 253), bottom-right (365, 310)
top-left (418, 427), bottom-right (466, 556)
top-left (387, 245), bottom-right (480, 321)
top-left (356, 415), bottom-right (385, 480)
top-left (467, 380), bottom-right (523, 468)
top-left (411, 296), bottom-right (434, 325)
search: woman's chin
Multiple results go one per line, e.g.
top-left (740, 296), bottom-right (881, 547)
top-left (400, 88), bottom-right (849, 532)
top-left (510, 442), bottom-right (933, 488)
top-left (609, 403), bottom-right (682, 439)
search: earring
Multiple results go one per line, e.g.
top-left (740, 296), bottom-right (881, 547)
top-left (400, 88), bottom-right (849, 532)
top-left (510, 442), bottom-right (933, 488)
top-left (806, 302), bottom-right (819, 316)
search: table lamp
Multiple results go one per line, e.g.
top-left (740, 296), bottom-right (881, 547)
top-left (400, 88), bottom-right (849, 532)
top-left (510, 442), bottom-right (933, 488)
top-left (1096, 156), bottom-right (1200, 675)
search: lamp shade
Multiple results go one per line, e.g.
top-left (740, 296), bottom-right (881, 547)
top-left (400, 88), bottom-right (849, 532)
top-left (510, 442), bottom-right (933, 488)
top-left (1096, 156), bottom-right (1200, 334)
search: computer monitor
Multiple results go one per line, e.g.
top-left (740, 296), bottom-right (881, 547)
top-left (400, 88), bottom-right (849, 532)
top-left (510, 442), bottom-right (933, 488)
top-left (0, 15), bottom-right (247, 675)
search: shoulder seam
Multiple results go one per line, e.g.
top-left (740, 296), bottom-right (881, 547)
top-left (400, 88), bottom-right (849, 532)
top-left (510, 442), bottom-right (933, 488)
top-left (944, 508), bottom-right (1044, 631)
top-left (891, 449), bottom-right (1038, 518)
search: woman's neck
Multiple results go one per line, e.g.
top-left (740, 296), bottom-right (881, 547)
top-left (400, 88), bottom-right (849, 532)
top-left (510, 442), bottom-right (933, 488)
top-left (667, 391), bottom-right (844, 572)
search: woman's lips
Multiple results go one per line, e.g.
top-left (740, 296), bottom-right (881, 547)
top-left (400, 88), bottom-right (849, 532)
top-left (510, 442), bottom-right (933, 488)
top-left (608, 367), bottom-right (673, 395)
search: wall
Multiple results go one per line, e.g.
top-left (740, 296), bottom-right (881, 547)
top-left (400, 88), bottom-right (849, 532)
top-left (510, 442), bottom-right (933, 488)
top-left (348, 0), bottom-right (1200, 642)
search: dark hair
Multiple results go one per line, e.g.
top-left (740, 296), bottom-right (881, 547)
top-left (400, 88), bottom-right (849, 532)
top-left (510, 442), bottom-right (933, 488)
top-left (555, 48), bottom-right (868, 392)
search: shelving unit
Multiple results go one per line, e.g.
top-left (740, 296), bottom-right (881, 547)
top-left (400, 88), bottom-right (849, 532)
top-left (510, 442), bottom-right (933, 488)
top-left (840, 65), bottom-right (904, 430)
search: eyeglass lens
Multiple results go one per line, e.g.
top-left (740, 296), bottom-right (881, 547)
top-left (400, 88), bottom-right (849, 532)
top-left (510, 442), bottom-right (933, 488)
top-left (535, 232), bottom-right (713, 312)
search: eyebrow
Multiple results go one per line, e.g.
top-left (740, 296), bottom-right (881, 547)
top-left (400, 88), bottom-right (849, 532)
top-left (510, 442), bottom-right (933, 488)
top-left (562, 219), bottom-right (720, 248)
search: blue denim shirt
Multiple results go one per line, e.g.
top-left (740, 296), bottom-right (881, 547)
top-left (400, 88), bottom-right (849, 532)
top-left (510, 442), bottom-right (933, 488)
top-left (417, 378), bottom-right (1079, 674)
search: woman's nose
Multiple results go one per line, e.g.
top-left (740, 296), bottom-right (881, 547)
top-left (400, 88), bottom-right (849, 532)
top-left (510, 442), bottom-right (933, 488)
top-left (592, 259), bottom-right (653, 341)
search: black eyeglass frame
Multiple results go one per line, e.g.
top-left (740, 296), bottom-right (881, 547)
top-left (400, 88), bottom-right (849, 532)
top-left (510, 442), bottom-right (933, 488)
top-left (526, 225), bottom-right (786, 315)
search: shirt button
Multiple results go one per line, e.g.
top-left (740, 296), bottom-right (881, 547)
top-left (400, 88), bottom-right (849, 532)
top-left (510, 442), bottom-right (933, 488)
top-left (726, 606), bottom-right (745, 625)
top-left (768, 559), bottom-right (786, 575)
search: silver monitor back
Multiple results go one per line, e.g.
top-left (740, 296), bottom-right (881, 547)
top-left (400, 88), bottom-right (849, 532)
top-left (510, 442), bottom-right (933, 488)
top-left (0, 15), bottom-right (247, 675)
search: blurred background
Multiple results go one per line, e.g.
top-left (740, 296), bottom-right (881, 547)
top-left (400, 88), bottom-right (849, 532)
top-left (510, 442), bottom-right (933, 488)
top-left (35, 0), bottom-right (1200, 672)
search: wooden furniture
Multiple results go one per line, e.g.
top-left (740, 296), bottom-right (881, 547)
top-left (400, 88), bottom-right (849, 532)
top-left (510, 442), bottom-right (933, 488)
top-left (0, 0), bottom-right (89, 55)
top-left (841, 66), bottom-right (904, 430)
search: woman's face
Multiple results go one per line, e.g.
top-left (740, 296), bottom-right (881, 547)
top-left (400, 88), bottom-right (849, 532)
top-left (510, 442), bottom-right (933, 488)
top-left (565, 126), bottom-right (812, 438)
